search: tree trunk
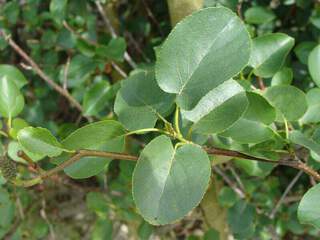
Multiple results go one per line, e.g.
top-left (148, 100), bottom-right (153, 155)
top-left (167, 0), bottom-right (204, 26)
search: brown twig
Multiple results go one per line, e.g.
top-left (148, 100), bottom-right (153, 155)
top-left (0, 30), bottom-right (83, 112)
top-left (212, 166), bottom-right (246, 198)
top-left (269, 170), bottom-right (303, 219)
top-left (12, 145), bottom-right (320, 188)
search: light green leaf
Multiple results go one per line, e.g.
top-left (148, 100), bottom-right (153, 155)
top-left (133, 135), bottom-right (211, 225)
top-left (114, 70), bottom-right (175, 130)
top-left (9, 118), bottom-right (29, 139)
top-left (308, 45), bottom-right (320, 87)
top-left (92, 218), bottom-right (113, 240)
top-left (0, 76), bottom-right (24, 118)
top-left (17, 127), bottom-right (64, 157)
top-left (156, 7), bottom-right (251, 110)
top-left (301, 88), bottom-right (320, 124)
top-left (298, 183), bottom-right (320, 228)
top-left (8, 141), bottom-right (44, 163)
top-left (249, 33), bottom-right (295, 78)
top-left (83, 81), bottom-right (112, 116)
top-left (289, 130), bottom-right (320, 157)
top-left (264, 85), bottom-right (307, 121)
top-left (244, 6), bottom-right (275, 24)
top-left (86, 192), bottom-right (109, 213)
top-left (271, 67), bottom-right (293, 86)
top-left (182, 80), bottom-right (248, 134)
top-left (0, 65), bottom-right (27, 89)
top-left (62, 120), bottom-right (126, 150)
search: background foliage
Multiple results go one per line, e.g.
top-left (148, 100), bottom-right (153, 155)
top-left (1, 0), bottom-right (320, 239)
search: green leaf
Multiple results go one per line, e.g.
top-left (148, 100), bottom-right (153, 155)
top-left (298, 183), bottom-right (320, 228)
top-left (204, 229), bottom-right (220, 240)
top-left (8, 141), bottom-right (44, 163)
top-left (301, 88), bottom-right (320, 124)
top-left (17, 127), bottom-right (64, 157)
top-left (289, 130), bottom-right (320, 157)
top-left (244, 6), bottom-right (275, 24)
top-left (64, 137), bottom-right (124, 179)
top-left (308, 45), bottom-right (320, 87)
top-left (264, 85), bottom-right (307, 121)
top-left (133, 135), bottom-right (211, 225)
top-left (86, 192), bottom-right (109, 213)
top-left (0, 188), bottom-right (15, 228)
top-left (114, 70), bottom-right (174, 130)
top-left (91, 218), bottom-right (113, 240)
top-left (49, 0), bottom-right (68, 24)
top-left (227, 200), bottom-right (255, 238)
top-left (96, 38), bottom-right (127, 61)
top-left (83, 81), bottom-right (112, 116)
top-left (249, 33), bottom-right (295, 78)
top-left (271, 67), bottom-right (293, 86)
top-left (156, 7), bottom-right (251, 110)
top-left (220, 118), bottom-right (274, 143)
top-left (294, 41), bottom-right (317, 65)
top-left (9, 118), bottom-right (29, 139)
top-left (0, 76), bottom-right (24, 118)
top-left (0, 65), bottom-right (27, 89)
top-left (182, 80), bottom-right (248, 134)
top-left (244, 92), bottom-right (276, 125)
top-left (62, 120), bottom-right (126, 150)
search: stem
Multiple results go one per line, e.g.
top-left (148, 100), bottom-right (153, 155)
top-left (174, 105), bottom-right (182, 137)
top-left (13, 150), bottom-right (138, 187)
top-left (0, 130), bottom-right (8, 138)
top-left (126, 128), bottom-right (168, 136)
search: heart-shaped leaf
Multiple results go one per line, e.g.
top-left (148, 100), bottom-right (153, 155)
top-left (114, 70), bottom-right (174, 130)
top-left (249, 33), bottom-right (294, 78)
top-left (156, 7), bottom-right (251, 110)
top-left (133, 135), bottom-right (211, 225)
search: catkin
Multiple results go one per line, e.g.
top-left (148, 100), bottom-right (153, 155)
top-left (0, 155), bottom-right (17, 181)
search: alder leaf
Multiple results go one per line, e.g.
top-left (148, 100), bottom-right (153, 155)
top-left (114, 70), bottom-right (174, 130)
top-left (249, 33), bottom-right (294, 78)
top-left (132, 135), bottom-right (211, 225)
top-left (156, 7), bottom-right (251, 110)
top-left (182, 79), bottom-right (248, 134)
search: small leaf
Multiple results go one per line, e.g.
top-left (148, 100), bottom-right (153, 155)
top-left (156, 7), bottom-right (251, 110)
top-left (86, 192), bottom-right (109, 213)
top-left (244, 6), bottom-right (275, 24)
top-left (289, 130), bottom-right (320, 157)
top-left (227, 200), bottom-right (255, 238)
top-left (114, 70), bottom-right (174, 130)
top-left (220, 118), bottom-right (274, 144)
top-left (182, 80), bottom-right (248, 134)
top-left (301, 88), bottom-right (320, 124)
top-left (0, 76), bottom-right (24, 118)
top-left (96, 38), bottom-right (126, 61)
top-left (298, 183), bottom-right (320, 228)
top-left (17, 127), bottom-right (64, 157)
top-left (249, 33), bottom-right (294, 77)
top-left (264, 85), bottom-right (307, 121)
top-left (133, 135), bottom-right (211, 225)
top-left (271, 67), bottom-right (293, 86)
top-left (0, 65), bottom-right (27, 89)
top-left (83, 81), bottom-right (112, 116)
top-left (308, 45), bottom-right (320, 87)
top-left (62, 120), bottom-right (126, 150)
top-left (294, 41), bottom-right (317, 65)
